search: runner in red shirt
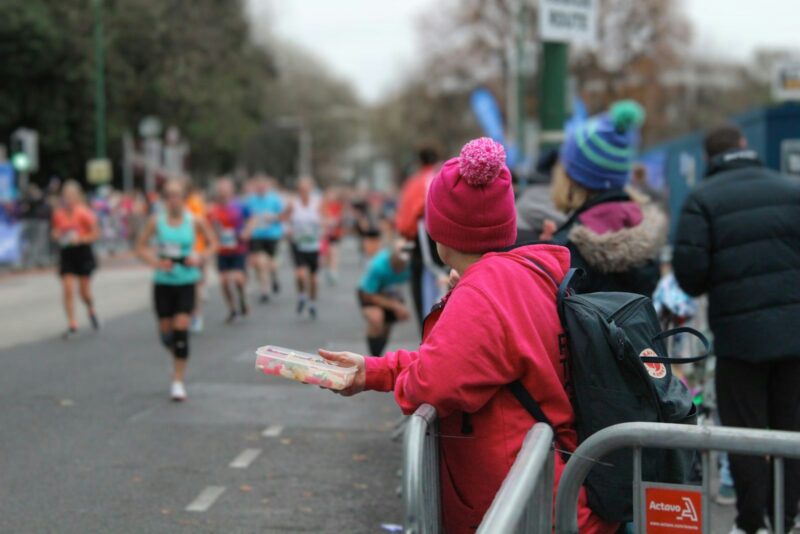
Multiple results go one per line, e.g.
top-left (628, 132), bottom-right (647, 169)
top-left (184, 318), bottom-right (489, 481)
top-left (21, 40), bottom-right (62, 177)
top-left (207, 178), bottom-right (249, 323)
top-left (321, 187), bottom-right (345, 285)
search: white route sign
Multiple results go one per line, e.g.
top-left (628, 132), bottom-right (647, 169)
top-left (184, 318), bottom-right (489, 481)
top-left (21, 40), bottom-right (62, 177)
top-left (539, 0), bottom-right (597, 46)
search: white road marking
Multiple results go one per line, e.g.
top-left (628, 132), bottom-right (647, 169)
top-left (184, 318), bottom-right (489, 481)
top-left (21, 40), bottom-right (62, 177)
top-left (229, 448), bottom-right (262, 469)
top-left (186, 486), bottom-right (226, 512)
top-left (262, 425), bottom-right (284, 437)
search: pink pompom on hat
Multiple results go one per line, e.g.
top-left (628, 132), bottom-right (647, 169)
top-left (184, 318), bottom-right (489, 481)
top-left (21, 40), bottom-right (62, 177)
top-left (425, 137), bottom-right (517, 254)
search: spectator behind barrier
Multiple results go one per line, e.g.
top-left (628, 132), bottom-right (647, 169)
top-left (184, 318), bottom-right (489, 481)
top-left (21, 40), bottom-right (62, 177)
top-left (394, 144), bottom-right (444, 330)
top-left (515, 148), bottom-right (566, 243)
top-left (551, 100), bottom-right (666, 296)
top-left (672, 124), bottom-right (800, 534)
top-left (320, 138), bottom-right (616, 534)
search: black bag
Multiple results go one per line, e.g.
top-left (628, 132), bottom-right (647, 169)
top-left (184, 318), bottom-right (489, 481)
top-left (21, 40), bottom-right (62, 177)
top-left (510, 266), bottom-right (708, 523)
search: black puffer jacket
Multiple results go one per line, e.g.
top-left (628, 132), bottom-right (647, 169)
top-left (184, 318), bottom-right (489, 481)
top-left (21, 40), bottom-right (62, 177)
top-left (673, 149), bottom-right (800, 362)
top-left (553, 191), bottom-right (666, 296)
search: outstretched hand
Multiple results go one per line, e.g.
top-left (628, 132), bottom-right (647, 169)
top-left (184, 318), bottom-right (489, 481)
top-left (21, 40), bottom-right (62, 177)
top-left (318, 349), bottom-right (366, 397)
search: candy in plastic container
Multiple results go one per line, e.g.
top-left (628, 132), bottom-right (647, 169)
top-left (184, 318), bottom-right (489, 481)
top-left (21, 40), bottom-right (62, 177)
top-left (255, 345), bottom-right (357, 391)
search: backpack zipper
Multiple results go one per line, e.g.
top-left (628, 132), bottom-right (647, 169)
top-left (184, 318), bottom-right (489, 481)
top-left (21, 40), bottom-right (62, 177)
top-left (609, 298), bottom-right (646, 324)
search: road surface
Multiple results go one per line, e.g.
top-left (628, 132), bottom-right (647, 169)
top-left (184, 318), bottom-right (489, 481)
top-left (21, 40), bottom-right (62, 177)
top-left (0, 241), bottom-right (414, 533)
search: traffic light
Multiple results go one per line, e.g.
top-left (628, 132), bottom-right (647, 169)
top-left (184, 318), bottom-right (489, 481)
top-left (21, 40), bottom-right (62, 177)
top-left (10, 138), bottom-right (30, 172)
top-left (10, 128), bottom-right (38, 173)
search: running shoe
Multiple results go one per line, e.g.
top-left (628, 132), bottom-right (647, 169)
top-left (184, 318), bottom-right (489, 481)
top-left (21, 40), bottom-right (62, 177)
top-left (170, 381), bottom-right (187, 402)
top-left (308, 304), bottom-right (317, 320)
top-left (190, 315), bottom-right (204, 333)
top-left (225, 310), bottom-right (238, 324)
top-left (259, 293), bottom-right (270, 304)
top-left (715, 484), bottom-right (736, 505)
top-left (240, 300), bottom-right (249, 317)
top-left (89, 313), bottom-right (100, 330)
top-left (272, 280), bottom-right (280, 294)
top-left (325, 270), bottom-right (338, 286)
top-left (296, 298), bottom-right (306, 315)
top-left (62, 327), bottom-right (79, 340)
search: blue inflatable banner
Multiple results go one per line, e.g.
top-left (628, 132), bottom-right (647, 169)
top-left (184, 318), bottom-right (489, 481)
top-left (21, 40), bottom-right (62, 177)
top-left (470, 88), bottom-right (519, 167)
top-left (0, 223), bottom-right (21, 264)
top-left (0, 163), bottom-right (16, 202)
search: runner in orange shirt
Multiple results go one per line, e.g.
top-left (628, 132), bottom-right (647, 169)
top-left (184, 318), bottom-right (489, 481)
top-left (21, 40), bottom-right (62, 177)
top-left (185, 182), bottom-right (208, 332)
top-left (51, 180), bottom-right (101, 338)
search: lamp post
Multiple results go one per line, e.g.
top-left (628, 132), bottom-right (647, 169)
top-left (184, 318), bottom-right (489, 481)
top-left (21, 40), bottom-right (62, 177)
top-left (92, 0), bottom-right (106, 159)
top-left (538, 42), bottom-right (568, 154)
top-left (276, 117), bottom-right (312, 179)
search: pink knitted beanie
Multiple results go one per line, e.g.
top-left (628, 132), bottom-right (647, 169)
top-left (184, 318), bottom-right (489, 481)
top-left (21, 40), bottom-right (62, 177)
top-left (425, 138), bottom-right (517, 254)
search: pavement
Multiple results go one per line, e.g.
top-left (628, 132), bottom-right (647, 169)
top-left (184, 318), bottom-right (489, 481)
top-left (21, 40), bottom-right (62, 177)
top-left (0, 240), bottom-right (416, 533)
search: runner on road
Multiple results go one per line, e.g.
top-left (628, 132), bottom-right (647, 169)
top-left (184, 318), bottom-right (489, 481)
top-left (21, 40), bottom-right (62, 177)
top-left (244, 174), bottom-right (285, 303)
top-left (208, 178), bottom-right (250, 323)
top-left (135, 180), bottom-right (217, 401)
top-left (357, 240), bottom-right (411, 356)
top-left (287, 177), bottom-right (323, 319)
top-left (51, 180), bottom-right (101, 339)
top-left (321, 187), bottom-right (345, 285)
top-left (185, 181), bottom-right (209, 332)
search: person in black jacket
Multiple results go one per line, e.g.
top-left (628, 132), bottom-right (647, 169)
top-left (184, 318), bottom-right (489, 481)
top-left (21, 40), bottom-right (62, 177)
top-left (552, 100), bottom-right (667, 296)
top-left (673, 125), bottom-right (800, 534)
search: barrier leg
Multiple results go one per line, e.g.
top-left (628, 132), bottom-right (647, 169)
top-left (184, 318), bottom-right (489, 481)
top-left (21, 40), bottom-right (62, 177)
top-left (633, 447), bottom-right (643, 533)
top-left (701, 451), bottom-right (711, 534)
top-left (538, 451), bottom-right (554, 534)
top-left (774, 457), bottom-right (785, 534)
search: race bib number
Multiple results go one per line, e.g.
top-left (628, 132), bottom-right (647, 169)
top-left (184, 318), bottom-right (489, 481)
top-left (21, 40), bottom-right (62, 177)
top-left (60, 230), bottom-right (77, 246)
top-left (220, 228), bottom-right (237, 248)
top-left (294, 222), bottom-right (320, 247)
top-left (160, 242), bottom-right (183, 259)
top-left (258, 214), bottom-right (273, 228)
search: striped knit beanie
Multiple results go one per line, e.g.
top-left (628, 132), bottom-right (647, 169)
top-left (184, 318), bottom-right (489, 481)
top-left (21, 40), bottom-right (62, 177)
top-left (560, 100), bottom-right (646, 191)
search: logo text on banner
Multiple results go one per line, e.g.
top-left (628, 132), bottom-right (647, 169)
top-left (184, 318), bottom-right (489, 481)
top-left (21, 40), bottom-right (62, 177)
top-left (644, 484), bottom-right (703, 533)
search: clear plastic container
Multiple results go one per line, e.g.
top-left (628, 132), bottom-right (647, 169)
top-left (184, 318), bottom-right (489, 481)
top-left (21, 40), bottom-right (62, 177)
top-left (255, 345), bottom-right (357, 391)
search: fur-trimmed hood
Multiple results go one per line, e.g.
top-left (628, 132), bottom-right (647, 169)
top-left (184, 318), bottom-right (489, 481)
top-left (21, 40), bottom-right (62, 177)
top-left (568, 202), bottom-right (667, 273)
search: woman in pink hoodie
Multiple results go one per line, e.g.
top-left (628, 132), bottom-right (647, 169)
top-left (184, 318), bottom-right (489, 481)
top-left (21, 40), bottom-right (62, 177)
top-left (321, 138), bottom-right (615, 534)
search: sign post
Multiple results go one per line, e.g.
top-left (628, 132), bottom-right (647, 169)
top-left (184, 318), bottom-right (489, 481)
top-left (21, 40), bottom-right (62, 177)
top-left (538, 0), bottom-right (598, 152)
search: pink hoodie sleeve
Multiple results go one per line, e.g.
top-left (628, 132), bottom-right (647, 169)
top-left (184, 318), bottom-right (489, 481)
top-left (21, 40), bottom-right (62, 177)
top-left (366, 284), bottom-right (520, 417)
top-left (364, 349), bottom-right (419, 392)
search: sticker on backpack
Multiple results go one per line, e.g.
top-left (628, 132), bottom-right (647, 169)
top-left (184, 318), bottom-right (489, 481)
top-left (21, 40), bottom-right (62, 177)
top-left (639, 348), bottom-right (667, 379)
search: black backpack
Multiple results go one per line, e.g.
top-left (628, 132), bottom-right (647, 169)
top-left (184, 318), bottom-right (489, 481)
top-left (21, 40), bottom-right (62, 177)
top-left (510, 265), bottom-right (708, 523)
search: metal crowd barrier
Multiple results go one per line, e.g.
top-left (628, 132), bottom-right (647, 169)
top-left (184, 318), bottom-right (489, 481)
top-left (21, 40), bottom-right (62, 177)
top-left (19, 220), bottom-right (53, 268)
top-left (477, 423), bottom-right (555, 534)
top-left (403, 404), bottom-right (440, 534)
top-left (554, 422), bottom-right (800, 534)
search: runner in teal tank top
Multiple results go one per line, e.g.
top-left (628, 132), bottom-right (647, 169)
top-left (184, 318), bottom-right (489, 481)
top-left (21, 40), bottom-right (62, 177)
top-left (154, 211), bottom-right (201, 286)
top-left (136, 180), bottom-right (217, 402)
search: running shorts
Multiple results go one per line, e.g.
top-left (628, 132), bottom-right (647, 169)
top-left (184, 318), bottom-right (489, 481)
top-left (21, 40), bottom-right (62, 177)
top-left (290, 244), bottom-right (319, 274)
top-left (249, 238), bottom-right (279, 257)
top-left (59, 244), bottom-right (96, 277)
top-left (154, 283), bottom-right (196, 318)
top-left (217, 254), bottom-right (246, 272)
top-left (357, 290), bottom-right (400, 323)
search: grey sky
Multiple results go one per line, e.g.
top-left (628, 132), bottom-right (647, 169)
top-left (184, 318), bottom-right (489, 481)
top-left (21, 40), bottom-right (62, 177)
top-left (248, 0), bottom-right (800, 103)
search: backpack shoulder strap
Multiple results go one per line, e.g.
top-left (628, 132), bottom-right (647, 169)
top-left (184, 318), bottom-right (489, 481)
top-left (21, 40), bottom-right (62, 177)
top-left (526, 257), bottom-right (579, 322)
top-left (508, 380), bottom-right (553, 427)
